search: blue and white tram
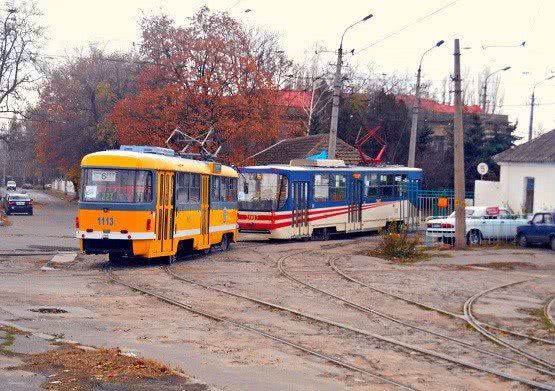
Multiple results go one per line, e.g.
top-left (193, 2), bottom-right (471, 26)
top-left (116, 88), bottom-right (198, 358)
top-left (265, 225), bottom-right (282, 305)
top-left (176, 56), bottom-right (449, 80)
top-left (237, 160), bottom-right (422, 239)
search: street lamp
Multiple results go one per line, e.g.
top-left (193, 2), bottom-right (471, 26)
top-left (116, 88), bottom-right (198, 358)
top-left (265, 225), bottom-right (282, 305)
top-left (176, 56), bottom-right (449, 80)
top-left (328, 13), bottom-right (373, 159)
top-left (528, 75), bottom-right (555, 141)
top-left (407, 39), bottom-right (444, 168)
top-left (481, 66), bottom-right (511, 113)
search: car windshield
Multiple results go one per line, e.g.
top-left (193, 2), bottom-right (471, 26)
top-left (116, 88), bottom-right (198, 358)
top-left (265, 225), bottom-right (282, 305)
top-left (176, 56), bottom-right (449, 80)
top-left (80, 169), bottom-right (153, 203)
top-left (449, 209), bottom-right (475, 218)
top-left (9, 195), bottom-right (30, 201)
top-left (238, 173), bottom-right (288, 211)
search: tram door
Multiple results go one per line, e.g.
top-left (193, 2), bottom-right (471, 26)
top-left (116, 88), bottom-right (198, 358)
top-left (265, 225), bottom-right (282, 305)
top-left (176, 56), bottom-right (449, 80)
top-left (292, 182), bottom-right (310, 237)
top-left (200, 175), bottom-right (210, 248)
top-left (348, 179), bottom-right (363, 231)
top-left (156, 171), bottom-right (175, 253)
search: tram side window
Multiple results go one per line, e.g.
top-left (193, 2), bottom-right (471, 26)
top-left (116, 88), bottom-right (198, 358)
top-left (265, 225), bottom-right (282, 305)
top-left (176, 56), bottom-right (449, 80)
top-left (380, 174), bottom-right (394, 197)
top-left (176, 173), bottom-right (189, 205)
top-left (313, 174), bottom-right (329, 202)
top-left (189, 174), bottom-right (200, 202)
top-left (176, 173), bottom-right (201, 206)
top-left (223, 178), bottom-right (238, 202)
top-left (211, 176), bottom-right (220, 202)
top-left (329, 174), bottom-right (346, 201)
top-left (395, 174), bottom-right (406, 197)
top-left (364, 174), bottom-right (379, 197)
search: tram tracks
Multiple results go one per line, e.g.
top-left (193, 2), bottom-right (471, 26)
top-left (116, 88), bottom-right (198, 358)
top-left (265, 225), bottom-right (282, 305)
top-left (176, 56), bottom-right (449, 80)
top-left (103, 263), bottom-right (417, 390)
top-left (544, 296), bottom-right (555, 329)
top-left (328, 257), bottom-right (555, 367)
top-left (163, 254), bottom-right (555, 389)
top-left (330, 258), bottom-right (555, 346)
top-left (464, 281), bottom-right (555, 370)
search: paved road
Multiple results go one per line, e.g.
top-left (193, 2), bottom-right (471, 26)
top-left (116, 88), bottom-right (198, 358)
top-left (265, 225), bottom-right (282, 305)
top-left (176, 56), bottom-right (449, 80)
top-left (0, 189), bottom-right (77, 252)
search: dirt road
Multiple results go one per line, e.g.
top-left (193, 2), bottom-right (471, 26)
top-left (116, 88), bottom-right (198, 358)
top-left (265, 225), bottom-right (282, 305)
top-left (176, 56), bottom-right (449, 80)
top-left (0, 235), bottom-right (553, 390)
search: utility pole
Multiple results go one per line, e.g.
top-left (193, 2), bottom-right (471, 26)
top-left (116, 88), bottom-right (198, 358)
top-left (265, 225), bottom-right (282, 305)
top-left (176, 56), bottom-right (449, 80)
top-left (481, 82), bottom-right (487, 113)
top-left (328, 13), bottom-right (373, 159)
top-left (528, 75), bottom-right (554, 141)
top-left (528, 92), bottom-right (535, 142)
top-left (408, 40), bottom-right (444, 167)
top-left (452, 39), bottom-right (466, 249)
top-left (408, 63), bottom-right (422, 168)
top-left (481, 66), bottom-right (510, 114)
top-left (328, 48), bottom-right (343, 159)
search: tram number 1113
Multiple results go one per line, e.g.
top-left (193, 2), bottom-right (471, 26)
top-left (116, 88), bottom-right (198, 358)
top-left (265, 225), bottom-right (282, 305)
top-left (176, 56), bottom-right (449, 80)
top-left (97, 217), bottom-right (115, 226)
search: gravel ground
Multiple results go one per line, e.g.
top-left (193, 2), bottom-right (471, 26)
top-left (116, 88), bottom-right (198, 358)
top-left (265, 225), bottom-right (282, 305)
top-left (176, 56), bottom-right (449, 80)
top-left (0, 236), bottom-right (553, 390)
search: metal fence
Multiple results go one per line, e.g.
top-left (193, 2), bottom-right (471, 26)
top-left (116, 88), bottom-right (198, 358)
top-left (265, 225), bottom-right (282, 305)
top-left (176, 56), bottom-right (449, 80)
top-left (418, 189), bottom-right (474, 224)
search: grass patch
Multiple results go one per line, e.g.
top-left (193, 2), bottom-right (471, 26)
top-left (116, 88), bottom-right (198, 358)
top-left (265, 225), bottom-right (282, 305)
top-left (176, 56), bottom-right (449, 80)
top-left (0, 331), bottom-right (16, 355)
top-left (369, 224), bottom-right (429, 263)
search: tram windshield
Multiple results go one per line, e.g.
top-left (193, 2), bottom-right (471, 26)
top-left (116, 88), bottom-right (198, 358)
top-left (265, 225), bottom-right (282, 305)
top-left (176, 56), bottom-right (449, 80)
top-left (238, 173), bottom-right (288, 211)
top-left (80, 169), bottom-right (153, 203)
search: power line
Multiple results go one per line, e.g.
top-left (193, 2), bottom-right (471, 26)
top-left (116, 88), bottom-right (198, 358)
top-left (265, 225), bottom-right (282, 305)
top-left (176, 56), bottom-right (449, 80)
top-left (350, 0), bottom-right (461, 58)
top-left (501, 102), bottom-right (555, 107)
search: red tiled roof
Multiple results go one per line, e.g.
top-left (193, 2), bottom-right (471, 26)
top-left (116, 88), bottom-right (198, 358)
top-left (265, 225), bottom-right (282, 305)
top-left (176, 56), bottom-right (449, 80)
top-left (396, 95), bottom-right (482, 114)
top-left (279, 90), bottom-right (312, 109)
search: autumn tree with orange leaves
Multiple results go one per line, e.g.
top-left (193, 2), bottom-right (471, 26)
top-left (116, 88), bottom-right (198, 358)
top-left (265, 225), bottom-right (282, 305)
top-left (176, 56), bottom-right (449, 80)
top-left (34, 47), bottom-right (139, 190)
top-left (111, 7), bottom-right (303, 164)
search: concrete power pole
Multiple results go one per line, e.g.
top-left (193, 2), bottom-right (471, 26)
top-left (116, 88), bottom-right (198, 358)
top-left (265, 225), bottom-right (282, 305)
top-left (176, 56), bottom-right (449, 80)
top-left (327, 14), bottom-right (373, 159)
top-left (408, 40), bottom-right (443, 168)
top-left (452, 39), bottom-right (466, 249)
top-left (528, 92), bottom-right (535, 142)
top-left (481, 81), bottom-right (488, 113)
top-left (328, 47), bottom-right (343, 159)
top-left (407, 66), bottom-right (422, 168)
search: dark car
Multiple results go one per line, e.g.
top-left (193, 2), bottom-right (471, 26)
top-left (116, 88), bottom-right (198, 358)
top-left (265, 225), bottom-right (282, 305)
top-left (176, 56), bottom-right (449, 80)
top-left (516, 212), bottom-right (555, 250)
top-left (2, 193), bottom-right (33, 215)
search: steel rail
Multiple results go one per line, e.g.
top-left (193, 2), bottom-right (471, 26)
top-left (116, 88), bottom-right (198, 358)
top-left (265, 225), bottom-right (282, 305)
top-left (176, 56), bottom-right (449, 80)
top-left (276, 256), bottom-right (555, 388)
top-left (479, 322), bottom-right (554, 345)
top-left (330, 258), bottom-right (555, 345)
top-left (165, 261), bottom-right (555, 378)
top-left (328, 258), bottom-right (460, 318)
top-left (544, 295), bottom-right (555, 329)
top-left (463, 280), bottom-right (555, 371)
top-left (103, 265), bottom-right (416, 391)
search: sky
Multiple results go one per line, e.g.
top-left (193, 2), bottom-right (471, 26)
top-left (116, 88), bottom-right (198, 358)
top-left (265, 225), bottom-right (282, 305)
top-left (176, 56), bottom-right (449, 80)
top-left (40, 0), bottom-right (555, 141)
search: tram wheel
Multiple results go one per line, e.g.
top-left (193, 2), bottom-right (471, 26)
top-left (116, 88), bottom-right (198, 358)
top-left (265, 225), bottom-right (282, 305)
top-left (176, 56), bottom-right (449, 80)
top-left (108, 253), bottom-right (123, 263)
top-left (220, 234), bottom-right (230, 251)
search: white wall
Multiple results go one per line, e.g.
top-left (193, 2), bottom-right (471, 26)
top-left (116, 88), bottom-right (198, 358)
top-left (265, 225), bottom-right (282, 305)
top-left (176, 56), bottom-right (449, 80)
top-left (52, 179), bottom-right (75, 194)
top-left (474, 180), bottom-right (501, 207)
top-left (498, 162), bottom-right (555, 213)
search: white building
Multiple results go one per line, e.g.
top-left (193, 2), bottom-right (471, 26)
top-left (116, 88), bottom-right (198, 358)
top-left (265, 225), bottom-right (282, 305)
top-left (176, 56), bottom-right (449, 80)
top-left (491, 130), bottom-right (555, 214)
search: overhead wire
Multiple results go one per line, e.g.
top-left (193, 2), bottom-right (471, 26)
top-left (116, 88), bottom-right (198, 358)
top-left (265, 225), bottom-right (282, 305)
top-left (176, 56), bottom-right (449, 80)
top-left (349, 0), bottom-right (462, 59)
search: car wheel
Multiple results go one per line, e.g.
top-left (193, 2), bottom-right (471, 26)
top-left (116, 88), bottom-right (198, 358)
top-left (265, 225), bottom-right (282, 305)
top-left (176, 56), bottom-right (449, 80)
top-left (220, 234), bottom-right (230, 251)
top-left (550, 237), bottom-right (555, 251)
top-left (517, 234), bottom-right (528, 248)
top-left (466, 230), bottom-right (482, 245)
top-left (29, 211), bottom-right (33, 216)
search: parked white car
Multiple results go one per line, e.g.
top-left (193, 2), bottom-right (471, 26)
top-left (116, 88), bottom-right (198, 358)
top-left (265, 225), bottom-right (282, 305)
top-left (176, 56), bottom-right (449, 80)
top-left (6, 180), bottom-right (16, 191)
top-left (426, 206), bottom-right (528, 245)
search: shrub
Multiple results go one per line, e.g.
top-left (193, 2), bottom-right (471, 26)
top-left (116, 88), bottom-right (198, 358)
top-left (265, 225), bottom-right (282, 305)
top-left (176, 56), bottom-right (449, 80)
top-left (373, 223), bottom-right (427, 261)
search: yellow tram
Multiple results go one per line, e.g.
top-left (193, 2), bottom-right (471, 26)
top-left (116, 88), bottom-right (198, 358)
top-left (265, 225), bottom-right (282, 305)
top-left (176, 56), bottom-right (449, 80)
top-left (76, 146), bottom-right (238, 261)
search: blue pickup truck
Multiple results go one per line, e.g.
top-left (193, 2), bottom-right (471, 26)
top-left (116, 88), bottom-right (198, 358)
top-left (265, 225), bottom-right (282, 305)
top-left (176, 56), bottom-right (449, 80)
top-left (516, 212), bottom-right (555, 250)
